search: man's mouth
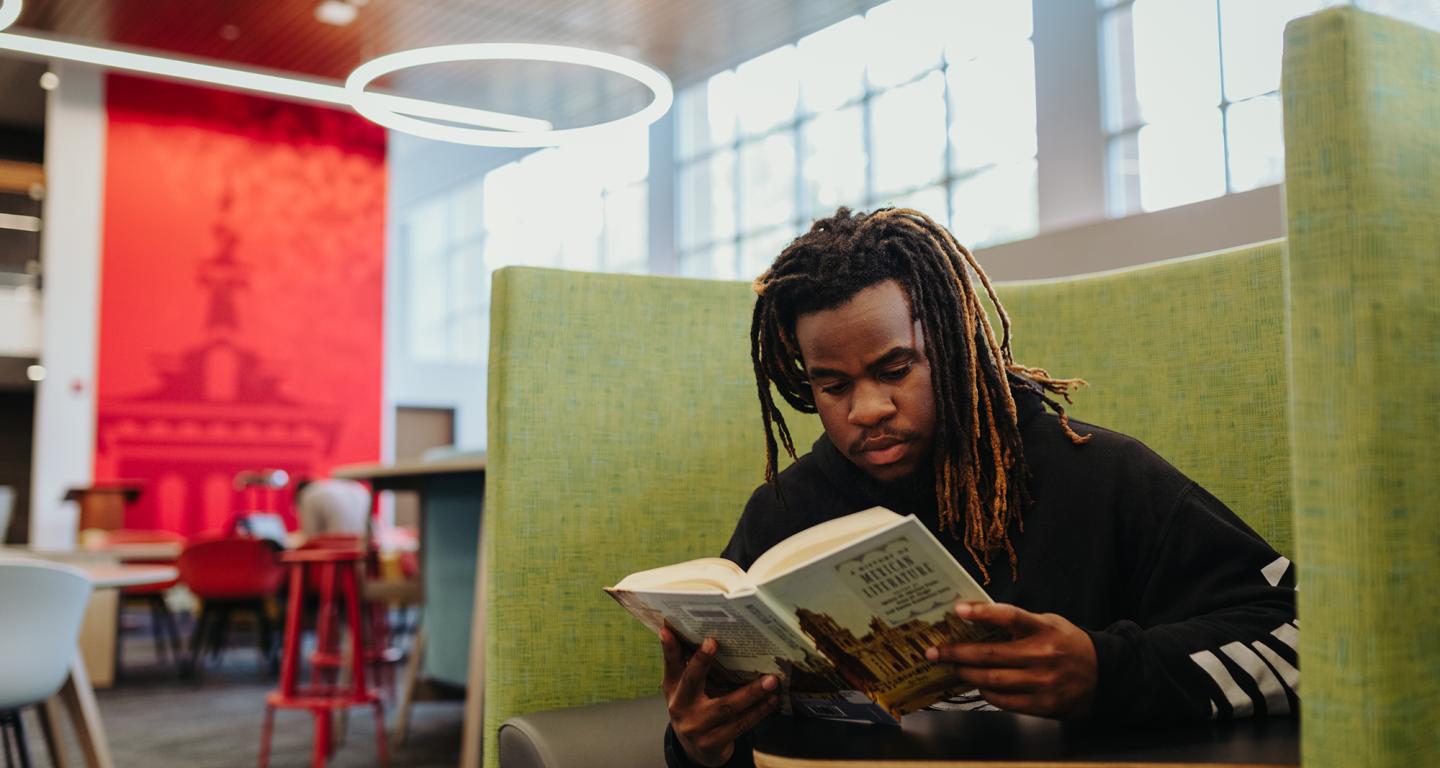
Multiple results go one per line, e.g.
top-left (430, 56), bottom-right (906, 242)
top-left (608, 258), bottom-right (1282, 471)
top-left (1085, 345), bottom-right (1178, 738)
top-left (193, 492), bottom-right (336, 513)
top-left (856, 436), bottom-right (908, 466)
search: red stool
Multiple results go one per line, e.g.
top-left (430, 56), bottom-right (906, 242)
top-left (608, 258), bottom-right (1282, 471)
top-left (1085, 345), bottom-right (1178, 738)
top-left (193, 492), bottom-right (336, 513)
top-left (259, 548), bottom-right (387, 767)
top-left (300, 535), bottom-right (405, 698)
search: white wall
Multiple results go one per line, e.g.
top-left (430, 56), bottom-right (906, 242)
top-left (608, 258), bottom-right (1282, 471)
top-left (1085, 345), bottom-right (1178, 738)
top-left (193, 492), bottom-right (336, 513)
top-left (30, 62), bottom-right (104, 548)
top-left (977, 184), bottom-right (1286, 280)
top-left (1032, 0), bottom-right (1106, 232)
top-left (0, 283), bottom-right (40, 357)
top-left (384, 132), bottom-right (531, 457)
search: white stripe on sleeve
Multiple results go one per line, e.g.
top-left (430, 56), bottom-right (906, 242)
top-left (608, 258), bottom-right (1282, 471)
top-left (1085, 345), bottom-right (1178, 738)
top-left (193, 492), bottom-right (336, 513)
top-left (1271, 622), bottom-right (1299, 651)
top-left (1261, 556), bottom-right (1291, 587)
top-left (1252, 640), bottom-right (1299, 694)
top-left (1189, 650), bottom-right (1256, 717)
top-left (1220, 641), bottom-right (1291, 715)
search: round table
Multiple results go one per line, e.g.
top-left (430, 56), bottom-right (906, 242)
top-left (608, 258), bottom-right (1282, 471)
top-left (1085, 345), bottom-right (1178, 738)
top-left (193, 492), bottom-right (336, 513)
top-left (76, 563), bottom-right (178, 589)
top-left (85, 541), bottom-right (182, 563)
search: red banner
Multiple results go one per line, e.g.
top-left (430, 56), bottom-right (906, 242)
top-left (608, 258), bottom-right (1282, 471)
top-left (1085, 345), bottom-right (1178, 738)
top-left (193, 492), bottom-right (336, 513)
top-left (95, 74), bottom-right (386, 535)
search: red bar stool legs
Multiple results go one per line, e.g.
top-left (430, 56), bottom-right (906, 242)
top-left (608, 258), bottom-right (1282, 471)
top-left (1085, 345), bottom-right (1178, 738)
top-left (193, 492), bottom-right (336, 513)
top-left (302, 535), bottom-right (406, 702)
top-left (259, 549), bottom-right (387, 767)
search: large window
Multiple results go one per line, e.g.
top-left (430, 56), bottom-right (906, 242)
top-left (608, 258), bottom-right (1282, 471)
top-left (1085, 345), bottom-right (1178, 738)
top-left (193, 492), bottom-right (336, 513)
top-left (485, 130), bottom-right (649, 275)
top-left (402, 179), bottom-right (487, 364)
top-left (402, 129), bottom-right (648, 365)
top-left (675, 0), bottom-right (1038, 280)
top-left (1098, 0), bottom-right (1438, 216)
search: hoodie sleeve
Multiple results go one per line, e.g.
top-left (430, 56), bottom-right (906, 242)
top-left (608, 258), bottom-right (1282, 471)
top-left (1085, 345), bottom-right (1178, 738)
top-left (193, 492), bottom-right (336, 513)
top-left (1085, 482), bottom-right (1299, 724)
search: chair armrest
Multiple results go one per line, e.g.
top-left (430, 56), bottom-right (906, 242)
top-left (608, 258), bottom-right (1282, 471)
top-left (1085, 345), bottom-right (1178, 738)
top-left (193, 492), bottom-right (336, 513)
top-left (498, 694), bottom-right (670, 768)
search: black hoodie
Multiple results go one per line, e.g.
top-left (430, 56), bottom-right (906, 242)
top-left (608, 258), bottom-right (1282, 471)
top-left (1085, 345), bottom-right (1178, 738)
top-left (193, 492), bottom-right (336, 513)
top-left (665, 389), bottom-right (1298, 767)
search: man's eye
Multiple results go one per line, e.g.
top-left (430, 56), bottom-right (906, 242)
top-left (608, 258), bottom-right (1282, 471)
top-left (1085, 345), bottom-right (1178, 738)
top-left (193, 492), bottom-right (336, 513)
top-left (819, 382), bottom-right (849, 395)
top-left (880, 364), bottom-right (912, 381)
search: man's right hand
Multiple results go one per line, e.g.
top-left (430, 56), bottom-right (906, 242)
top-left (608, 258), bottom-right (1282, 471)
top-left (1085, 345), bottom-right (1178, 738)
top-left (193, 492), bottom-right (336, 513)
top-left (661, 625), bottom-right (781, 767)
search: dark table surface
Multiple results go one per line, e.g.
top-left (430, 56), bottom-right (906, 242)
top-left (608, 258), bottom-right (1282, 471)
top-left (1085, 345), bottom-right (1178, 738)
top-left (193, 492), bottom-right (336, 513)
top-left (752, 710), bottom-right (1299, 766)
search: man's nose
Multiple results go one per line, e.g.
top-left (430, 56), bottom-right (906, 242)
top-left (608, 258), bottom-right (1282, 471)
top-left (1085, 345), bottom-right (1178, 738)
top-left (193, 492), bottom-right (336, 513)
top-left (848, 382), bottom-right (897, 427)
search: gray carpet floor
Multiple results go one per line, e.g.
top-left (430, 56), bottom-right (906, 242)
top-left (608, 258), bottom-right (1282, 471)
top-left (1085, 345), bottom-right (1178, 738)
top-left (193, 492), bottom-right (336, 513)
top-left (15, 608), bottom-right (465, 768)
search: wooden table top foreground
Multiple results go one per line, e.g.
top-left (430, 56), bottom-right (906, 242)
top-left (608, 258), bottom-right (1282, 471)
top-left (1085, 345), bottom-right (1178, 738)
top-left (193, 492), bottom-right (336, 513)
top-left (752, 710), bottom-right (1299, 768)
top-left (1, 548), bottom-right (177, 588)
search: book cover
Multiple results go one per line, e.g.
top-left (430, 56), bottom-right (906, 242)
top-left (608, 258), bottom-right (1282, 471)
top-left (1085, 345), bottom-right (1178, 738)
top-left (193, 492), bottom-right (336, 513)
top-left (607, 508), bottom-right (998, 723)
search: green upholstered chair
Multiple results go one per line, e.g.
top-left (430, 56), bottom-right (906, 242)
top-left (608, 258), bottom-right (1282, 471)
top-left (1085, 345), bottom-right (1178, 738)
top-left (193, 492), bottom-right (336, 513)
top-left (484, 269), bottom-right (822, 768)
top-left (1281, 8), bottom-right (1439, 767)
top-left (483, 8), bottom-right (1437, 767)
top-left (994, 242), bottom-right (1294, 555)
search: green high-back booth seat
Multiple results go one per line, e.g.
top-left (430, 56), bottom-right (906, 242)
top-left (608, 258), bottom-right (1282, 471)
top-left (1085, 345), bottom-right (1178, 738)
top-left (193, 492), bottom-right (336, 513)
top-left (1282, 8), bottom-right (1439, 766)
top-left (482, 8), bottom-right (1437, 768)
top-left (483, 270), bottom-right (824, 768)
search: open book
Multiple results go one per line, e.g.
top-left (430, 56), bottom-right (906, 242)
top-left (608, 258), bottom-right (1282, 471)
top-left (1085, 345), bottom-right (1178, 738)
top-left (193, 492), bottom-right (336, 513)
top-left (605, 507), bottom-right (999, 724)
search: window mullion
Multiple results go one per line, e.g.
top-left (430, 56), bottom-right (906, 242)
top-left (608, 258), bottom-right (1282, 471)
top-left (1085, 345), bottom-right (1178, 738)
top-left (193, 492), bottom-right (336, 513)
top-left (939, 57), bottom-right (956, 231)
top-left (1215, 0), bottom-right (1234, 195)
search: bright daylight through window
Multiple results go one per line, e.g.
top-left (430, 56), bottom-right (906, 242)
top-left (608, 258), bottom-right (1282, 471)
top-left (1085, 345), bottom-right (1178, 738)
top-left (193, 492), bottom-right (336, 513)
top-left (676, 0), bottom-right (1038, 279)
top-left (400, 0), bottom-right (1440, 366)
top-left (403, 129), bottom-right (649, 365)
top-left (1099, 0), bottom-right (1438, 216)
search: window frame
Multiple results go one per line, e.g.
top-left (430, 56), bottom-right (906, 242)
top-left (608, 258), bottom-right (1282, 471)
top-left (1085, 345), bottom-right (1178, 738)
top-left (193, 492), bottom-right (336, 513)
top-left (1098, 0), bottom-right (1333, 217)
top-left (673, 14), bottom-right (1040, 279)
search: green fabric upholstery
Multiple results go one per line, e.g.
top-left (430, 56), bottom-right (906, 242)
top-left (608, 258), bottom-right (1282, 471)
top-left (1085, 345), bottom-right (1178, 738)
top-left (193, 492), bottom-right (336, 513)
top-left (482, 244), bottom-right (1296, 767)
top-left (1283, 8), bottom-right (1440, 766)
top-left (993, 241), bottom-right (1293, 555)
top-left (482, 269), bottom-right (821, 768)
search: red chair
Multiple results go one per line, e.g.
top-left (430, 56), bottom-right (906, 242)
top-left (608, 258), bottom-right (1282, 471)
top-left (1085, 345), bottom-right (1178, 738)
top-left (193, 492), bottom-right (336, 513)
top-left (105, 529), bottom-right (185, 674)
top-left (176, 535), bottom-right (286, 677)
top-left (260, 547), bottom-right (387, 767)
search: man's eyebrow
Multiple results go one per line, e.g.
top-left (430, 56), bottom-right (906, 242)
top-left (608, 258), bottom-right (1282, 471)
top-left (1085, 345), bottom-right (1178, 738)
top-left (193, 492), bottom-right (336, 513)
top-left (806, 347), bottom-right (918, 379)
top-left (806, 365), bottom-right (846, 379)
top-left (869, 346), bottom-right (918, 369)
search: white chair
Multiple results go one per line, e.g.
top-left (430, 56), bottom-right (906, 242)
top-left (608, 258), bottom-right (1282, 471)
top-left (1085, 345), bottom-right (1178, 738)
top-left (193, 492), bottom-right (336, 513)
top-left (0, 558), bottom-right (93, 767)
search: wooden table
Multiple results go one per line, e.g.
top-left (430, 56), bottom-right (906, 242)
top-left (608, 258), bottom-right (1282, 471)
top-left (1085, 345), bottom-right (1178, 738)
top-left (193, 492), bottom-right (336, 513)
top-left (82, 563), bottom-right (177, 589)
top-left (752, 710), bottom-right (1300, 767)
top-left (332, 456), bottom-right (486, 762)
top-left (84, 541), bottom-right (182, 562)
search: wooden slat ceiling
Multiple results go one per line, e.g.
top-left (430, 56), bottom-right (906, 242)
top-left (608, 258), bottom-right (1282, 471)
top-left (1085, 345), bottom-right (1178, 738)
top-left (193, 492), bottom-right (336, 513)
top-left (4, 0), bottom-right (887, 129)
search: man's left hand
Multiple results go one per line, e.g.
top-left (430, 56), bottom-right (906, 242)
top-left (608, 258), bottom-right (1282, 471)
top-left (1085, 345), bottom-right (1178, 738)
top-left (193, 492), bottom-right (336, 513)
top-left (926, 602), bottom-right (1098, 718)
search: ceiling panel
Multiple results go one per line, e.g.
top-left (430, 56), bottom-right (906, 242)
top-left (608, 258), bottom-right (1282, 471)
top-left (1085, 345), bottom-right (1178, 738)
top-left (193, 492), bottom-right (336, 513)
top-left (5, 0), bottom-right (887, 129)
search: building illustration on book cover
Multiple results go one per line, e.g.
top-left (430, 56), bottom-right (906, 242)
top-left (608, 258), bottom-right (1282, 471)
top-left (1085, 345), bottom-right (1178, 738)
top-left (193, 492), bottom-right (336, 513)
top-left (606, 512), bottom-right (995, 722)
top-left (797, 607), bottom-right (981, 716)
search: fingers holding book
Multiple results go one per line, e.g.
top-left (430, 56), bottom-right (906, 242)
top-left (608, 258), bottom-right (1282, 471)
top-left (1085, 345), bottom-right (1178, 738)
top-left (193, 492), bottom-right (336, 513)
top-left (922, 602), bottom-right (1098, 719)
top-left (661, 625), bottom-right (781, 767)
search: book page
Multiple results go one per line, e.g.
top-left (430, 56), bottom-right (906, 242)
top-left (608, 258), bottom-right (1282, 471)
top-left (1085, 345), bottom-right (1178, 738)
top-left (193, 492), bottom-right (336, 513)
top-left (754, 514), bottom-right (997, 719)
top-left (605, 587), bottom-right (820, 695)
top-left (606, 585), bottom-right (900, 723)
top-left (609, 557), bottom-right (748, 594)
top-left (748, 507), bottom-right (901, 583)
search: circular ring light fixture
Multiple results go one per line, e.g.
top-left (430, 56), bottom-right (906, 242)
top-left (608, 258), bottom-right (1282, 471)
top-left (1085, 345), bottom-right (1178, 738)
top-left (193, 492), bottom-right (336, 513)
top-left (346, 43), bottom-right (673, 148)
top-left (0, 0), bottom-right (672, 146)
top-left (0, 0), bottom-right (21, 31)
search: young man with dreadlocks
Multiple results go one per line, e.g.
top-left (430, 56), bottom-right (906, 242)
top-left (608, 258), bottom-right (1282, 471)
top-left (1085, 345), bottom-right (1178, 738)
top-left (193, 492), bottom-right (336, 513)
top-left (659, 208), bottom-right (1297, 768)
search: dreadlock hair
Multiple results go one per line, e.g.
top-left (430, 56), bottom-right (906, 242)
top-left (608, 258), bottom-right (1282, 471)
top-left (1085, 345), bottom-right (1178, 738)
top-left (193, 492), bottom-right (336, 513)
top-left (750, 207), bottom-right (1090, 583)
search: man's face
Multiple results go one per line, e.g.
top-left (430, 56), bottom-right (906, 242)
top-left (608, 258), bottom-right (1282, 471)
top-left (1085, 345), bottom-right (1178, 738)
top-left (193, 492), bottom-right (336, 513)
top-left (793, 279), bottom-right (938, 483)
